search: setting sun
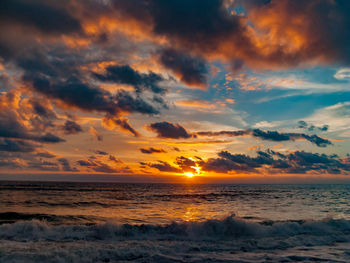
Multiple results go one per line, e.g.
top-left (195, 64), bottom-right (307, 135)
top-left (184, 172), bottom-right (195, 178)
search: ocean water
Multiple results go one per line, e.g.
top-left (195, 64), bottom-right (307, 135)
top-left (0, 182), bottom-right (349, 262)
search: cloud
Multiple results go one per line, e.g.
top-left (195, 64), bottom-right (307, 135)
top-left (0, 138), bottom-right (36, 152)
top-left (334, 68), bottom-right (350, 81)
top-left (38, 133), bottom-right (65, 143)
top-left (146, 160), bottom-right (181, 173)
top-left (199, 150), bottom-right (350, 174)
top-left (109, 0), bottom-right (350, 69)
top-left (77, 157), bottom-right (130, 173)
top-left (305, 102), bottom-right (350, 132)
top-left (93, 64), bottom-right (166, 94)
top-left (30, 100), bottom-right (57, 119)
top-left (297, 120), bottom-right (329, 132)
top-left (57, 158), bottom-right (77, 172)
top-left (0, 0), bottom-right (82, 35)
top-left (61, 120), bottom-right (83, 135)
top-left (102, 115), bottom-right (140, 137)
top-left (174, 156), bottom-right (197, 173)
top-left (28, 77), bottom-right (160, 116)
top-left (27, 160), bottom-right (60, 171)
top-left (140, 147), bottom-right (166, 154)
top-left (0, 92), bottom-right (65, 144)
top-left (149, 121), bottom-right (194, 139)
top-left (109, 155), bottom-right (123, 164)
top-left (95, 150), bottom-right (108, 155)
top-left (197, 128), bottom-right (332, 147)
top-left (89, 127), bottom-right (103, 141)
top-left (157, 48), bottom-right (208, 88)
top-left (35, 151), bottom-right (56, 158)
top-left (174, 100), bottom-right (219, 112)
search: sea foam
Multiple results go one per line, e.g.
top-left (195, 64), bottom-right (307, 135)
top-left (1, 215), bottom-right (349, 244)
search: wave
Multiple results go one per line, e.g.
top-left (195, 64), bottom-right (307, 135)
top-left (1, 215), bottom-right (349, 246)
top-left (0, 212), bottom-right (99, 225)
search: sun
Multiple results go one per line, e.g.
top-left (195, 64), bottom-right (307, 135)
top-left (184, 172), bottom-right (195, 178)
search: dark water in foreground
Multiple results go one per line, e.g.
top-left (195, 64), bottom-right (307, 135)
top-left (0, 181), bottom-right (349, 262)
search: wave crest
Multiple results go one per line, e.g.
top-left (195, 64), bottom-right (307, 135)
top-left (1, 215), bottom-right (350, 243)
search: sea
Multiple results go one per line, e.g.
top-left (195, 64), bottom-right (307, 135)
top-left (0, 181), bottom-right (349, 262)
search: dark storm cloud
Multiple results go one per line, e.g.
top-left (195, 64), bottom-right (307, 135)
top-left (149, 121), bottom-right (194, 139)
top-left (0, 138), bottom-right (36, 152)
top-left (61, 120), bottom-right (83, 135)
top-left (197, 129), bottom-right (332, 147)
top-left (140, 147), bottom-right (166, 154)
top-left (93, 65), bottom-right (166, 94)
top-left (157, 48), bottom-right (208, 87)
top-left (199, 150), bottom-right (350, 174)
top-left (0, 0), bottom-right (82, 34)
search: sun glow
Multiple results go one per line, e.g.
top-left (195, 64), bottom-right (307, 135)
top-left (183, 161), bottom-right (201, 178)
top-left (184, 172), bottom-right (195, 178)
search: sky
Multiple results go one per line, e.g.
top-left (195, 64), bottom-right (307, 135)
top-left (0, 0), bottom-right (350, 183)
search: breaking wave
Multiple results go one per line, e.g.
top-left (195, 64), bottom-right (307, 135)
top-left (1, 214), bottom-right (349, 245)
